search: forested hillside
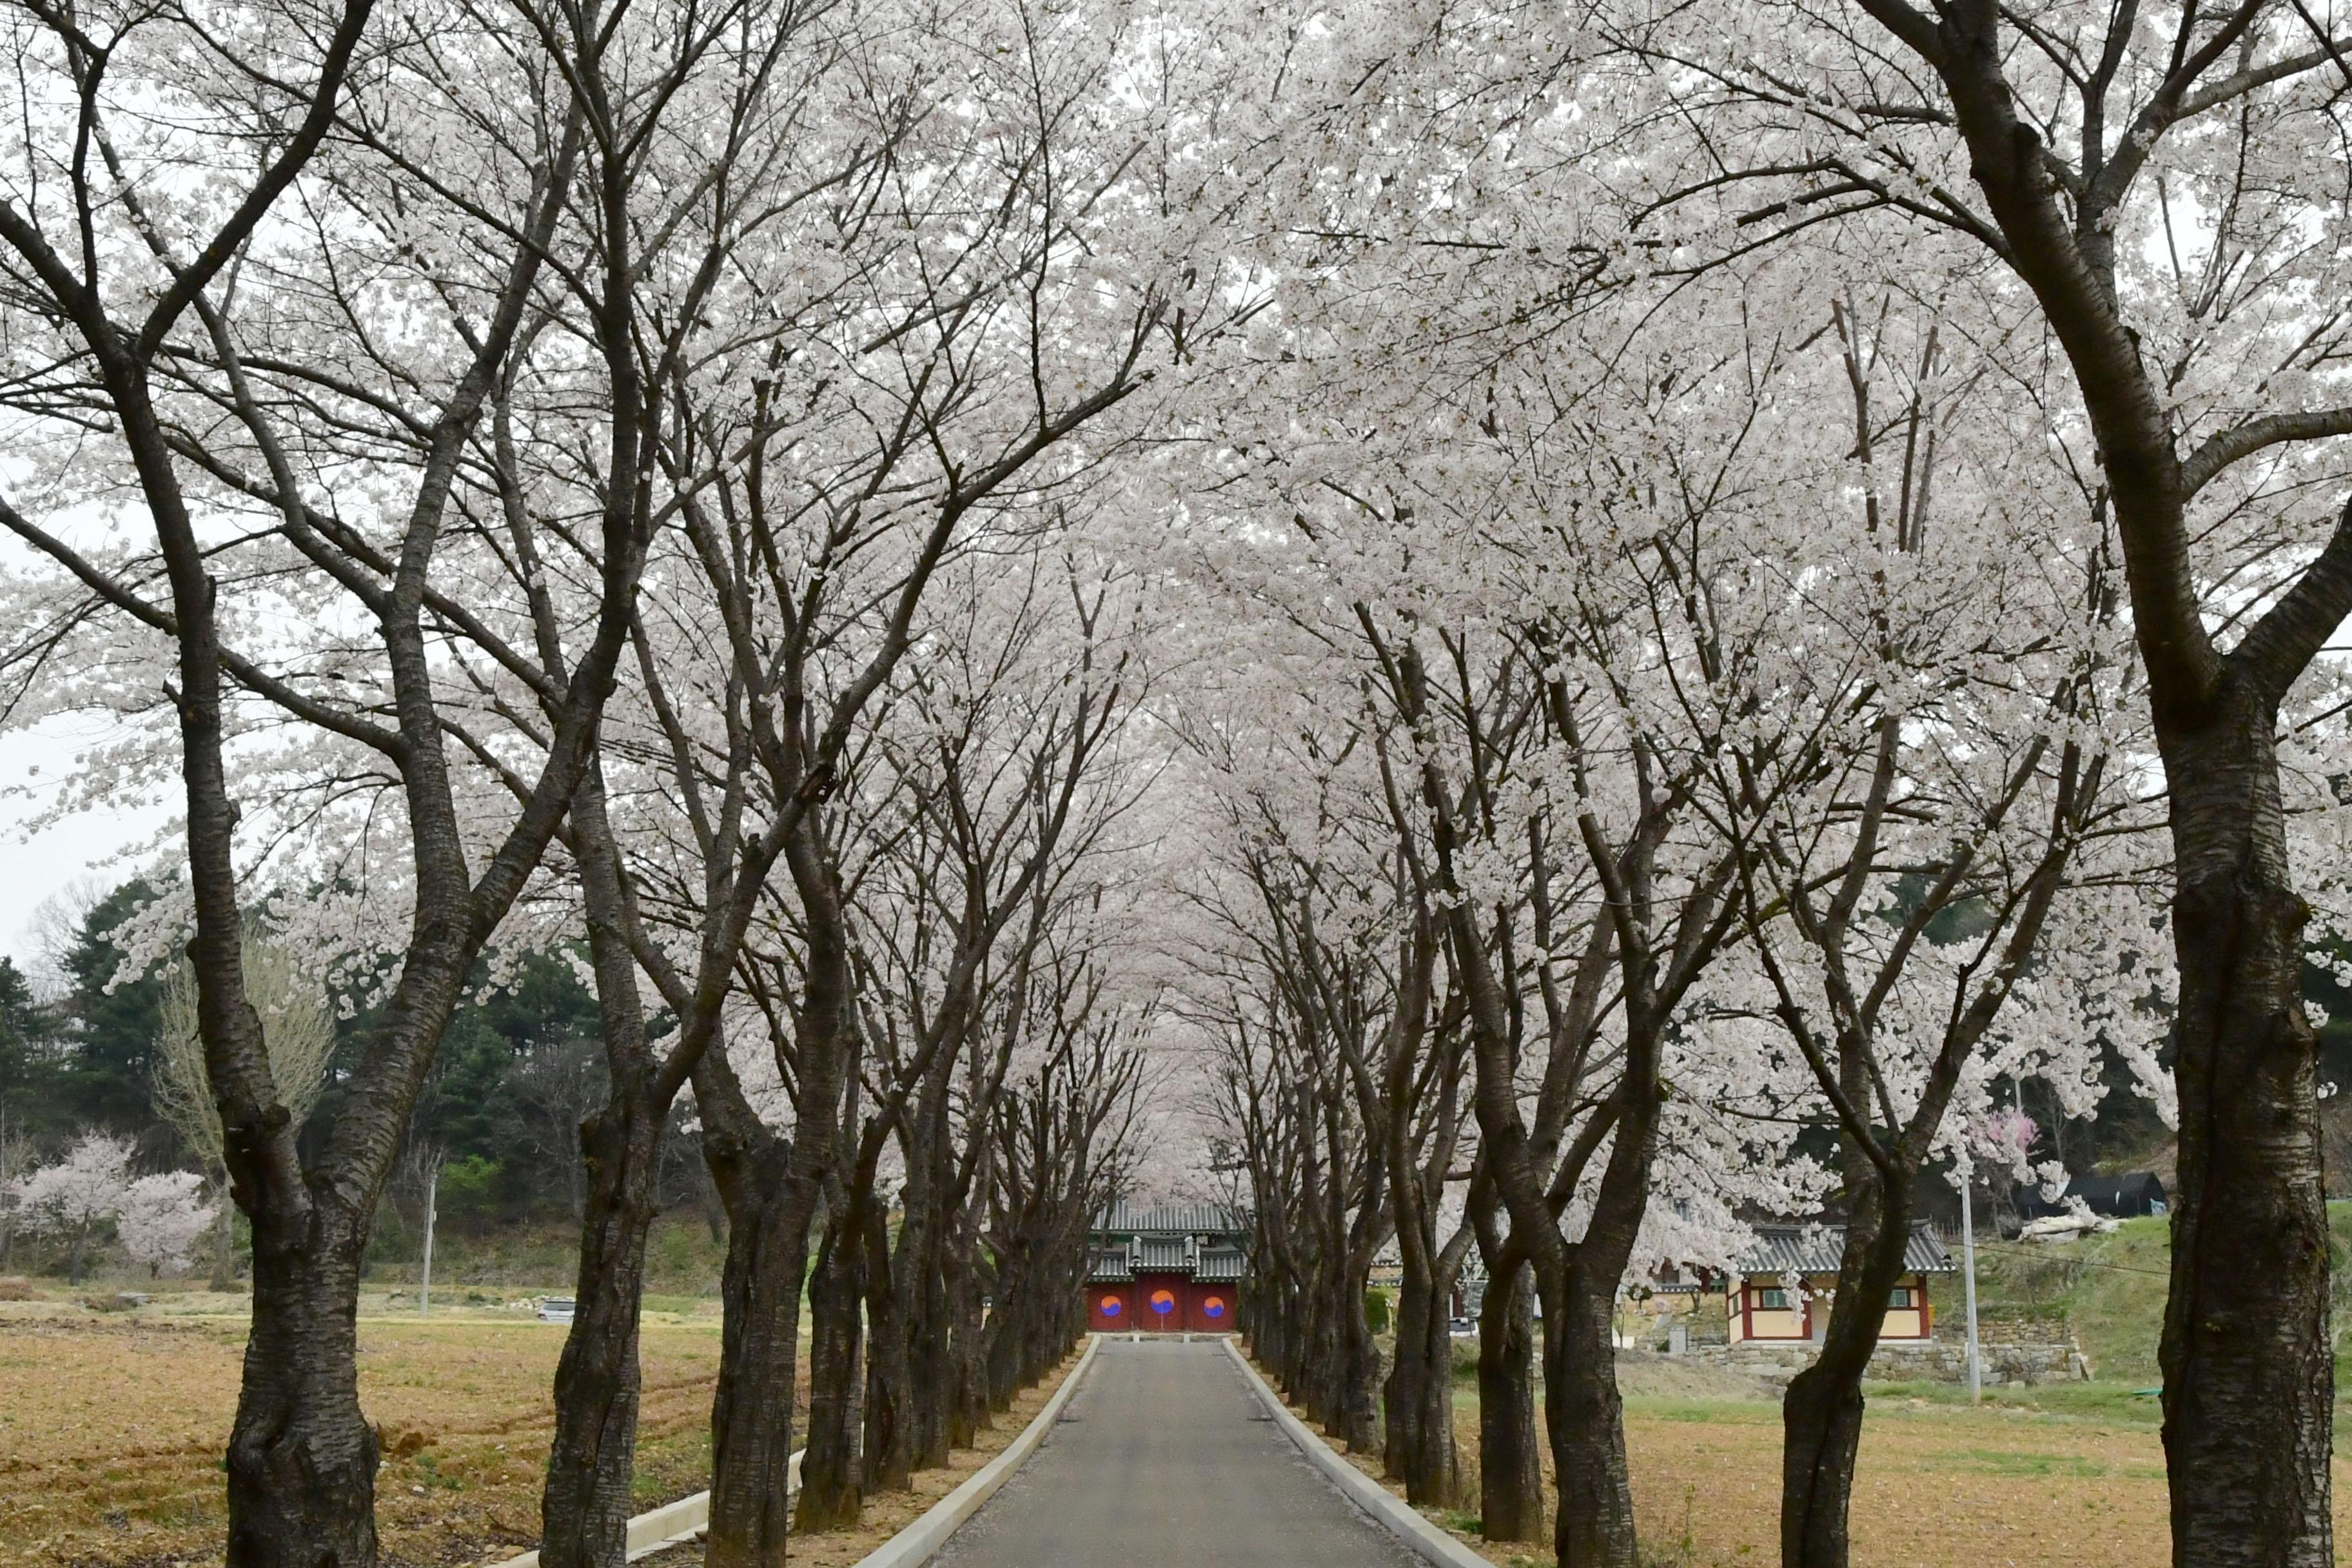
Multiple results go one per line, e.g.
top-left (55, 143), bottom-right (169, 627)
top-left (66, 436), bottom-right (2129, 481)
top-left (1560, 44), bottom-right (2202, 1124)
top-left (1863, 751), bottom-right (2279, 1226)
top-left (0, 879), bottom-right (716, 1285)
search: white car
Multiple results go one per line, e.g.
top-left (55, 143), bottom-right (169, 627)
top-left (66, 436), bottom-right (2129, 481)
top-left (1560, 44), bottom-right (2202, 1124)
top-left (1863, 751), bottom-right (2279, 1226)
top-left (538, 1297), bottom-right (576, 1324)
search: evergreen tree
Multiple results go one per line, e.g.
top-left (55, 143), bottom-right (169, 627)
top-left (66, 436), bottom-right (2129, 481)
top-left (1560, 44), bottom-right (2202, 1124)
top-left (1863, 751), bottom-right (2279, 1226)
top-left (0, 957), bottom-right (64, 1139)
top-left (56, 881), bottom-right (166, 1139)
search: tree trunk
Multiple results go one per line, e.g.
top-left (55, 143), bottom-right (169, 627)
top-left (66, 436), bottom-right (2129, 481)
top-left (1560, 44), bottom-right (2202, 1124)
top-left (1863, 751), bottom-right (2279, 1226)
top-left (1537, 1071), bottom-right (1669, 1568)
top-left (860, 1196), bottom-right (914, 1494)
top-left (1383, 1251), bottom-right (1457, 1505)
top-left (909, 1254), bottom-right (956, 1469)
top-left (538, 1092), bottom-right (664, 1568)
top-left (702, 1130), bottom-right (819, 1568)
top-left (2160, 689), bottom-right (2334, 1568)
top-left (1477, 1258), bottom-right (1543, 1542)
top-left (1778, 1190), bottom-right (1916, 1568)
top-left (794, 1207), bottom-right (866, 1531)
top-left (226, 1221), bottom-right (378, 1568)
top-left (1543, 1267), bottom-right (1637, 1568)
top-left (945, 1234), bottom-right (989, 1447)
top-left (1337, 1274), bottom-right (1381, 1453)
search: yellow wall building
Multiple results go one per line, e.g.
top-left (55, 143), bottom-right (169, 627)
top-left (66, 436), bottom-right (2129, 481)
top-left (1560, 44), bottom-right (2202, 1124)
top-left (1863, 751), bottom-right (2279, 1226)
top-left (1722, 1222), bottom-right (1955, 1345)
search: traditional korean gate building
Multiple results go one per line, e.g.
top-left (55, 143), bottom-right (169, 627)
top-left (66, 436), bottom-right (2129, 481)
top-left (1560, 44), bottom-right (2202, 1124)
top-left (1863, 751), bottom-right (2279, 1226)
top-left (1084, 1202), bottom-right (1248, 1332)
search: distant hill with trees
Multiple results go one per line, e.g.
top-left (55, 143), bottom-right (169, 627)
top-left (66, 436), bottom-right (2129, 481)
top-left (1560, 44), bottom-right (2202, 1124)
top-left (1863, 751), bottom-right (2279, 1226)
top-left (1, 878), bottom-right (719, 1284)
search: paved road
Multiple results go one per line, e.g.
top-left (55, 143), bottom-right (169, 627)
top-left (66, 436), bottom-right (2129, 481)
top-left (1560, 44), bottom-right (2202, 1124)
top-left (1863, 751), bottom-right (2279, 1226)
top-left (932, 1337), bottom-right (1423, 1567)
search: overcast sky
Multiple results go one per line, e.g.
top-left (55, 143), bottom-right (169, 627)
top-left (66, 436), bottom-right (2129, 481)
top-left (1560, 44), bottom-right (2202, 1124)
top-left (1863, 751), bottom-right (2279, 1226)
top-left (0, 717), bottom-right (165, 972)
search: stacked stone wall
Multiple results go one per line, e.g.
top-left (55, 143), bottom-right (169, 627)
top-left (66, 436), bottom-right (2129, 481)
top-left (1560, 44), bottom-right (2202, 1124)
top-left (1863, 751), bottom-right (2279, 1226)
top-left (1678, 1326), bottom-right (2088, 1386)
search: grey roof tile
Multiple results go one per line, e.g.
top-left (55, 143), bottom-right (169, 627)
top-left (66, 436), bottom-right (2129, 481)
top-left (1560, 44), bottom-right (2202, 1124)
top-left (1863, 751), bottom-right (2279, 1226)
top-left (1094, 1202), bottom-right (1242, 1235)
top-left (1732, 1221), bottom-right (1956, 1275)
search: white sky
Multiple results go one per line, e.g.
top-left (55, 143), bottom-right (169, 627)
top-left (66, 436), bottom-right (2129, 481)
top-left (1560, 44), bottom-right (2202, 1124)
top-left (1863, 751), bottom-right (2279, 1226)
top-left (0, 718), bottom-right (166, 972)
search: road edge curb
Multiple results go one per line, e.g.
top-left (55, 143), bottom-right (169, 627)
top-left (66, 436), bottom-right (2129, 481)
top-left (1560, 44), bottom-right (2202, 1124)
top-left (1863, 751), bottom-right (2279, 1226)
top-left (847, 1331), bottom-right (1102, 1568)
top-left (489, 1450), bottom-right (802, 1568)
top-left (1220, 1337), bottom-right (1494, 1568)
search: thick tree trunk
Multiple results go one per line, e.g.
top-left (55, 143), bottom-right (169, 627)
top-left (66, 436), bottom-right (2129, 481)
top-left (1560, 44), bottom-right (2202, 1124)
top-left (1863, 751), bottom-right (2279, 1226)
top-left (1383, 1257), bottom-right (1456, 1505)
top-left (794, 1208), bottom-right (867, 1531)
top-left (701, 1131), bottom-right (819, 1568)
top-left (945, 1237), bottom-right (989, 1447)
top-left (2160, 693), bottom-right (2334, 1568)
top-left (1778, 1188), bottom-right (1915, 1568)
top-left (1538, 1074), bottom-right (1668, 1568)
top-left (538, 1093), bottom-right (664, 1568)
top-left (226, 1222), bottom-right (378, 1568)
top-left (1337, 1275), bottom-right (1381, 1453)
top-left (1477, 1258), bottom-right (1543, 1542)
top-left (982, 1257), bottom-right (1030, 1409)
top-left (1543, 1269), bottom-right (1637, 1568)
top-left (905, 1230), bottom-right (955, 1471)
top-left (859, 1195), bottom-right (914, 1493)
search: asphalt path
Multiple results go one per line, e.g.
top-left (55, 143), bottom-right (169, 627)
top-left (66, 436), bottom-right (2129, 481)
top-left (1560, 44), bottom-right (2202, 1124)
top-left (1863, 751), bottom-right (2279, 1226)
top-left (931, 1336), bottom-right (1424, 1567)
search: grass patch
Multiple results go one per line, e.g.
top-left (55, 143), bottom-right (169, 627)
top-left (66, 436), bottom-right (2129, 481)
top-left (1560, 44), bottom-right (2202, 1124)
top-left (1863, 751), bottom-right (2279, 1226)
top-left (1626, 1396), bottom-right (1779, 1426)
top-left (1862, 1378), bottom-right (2165, 1425)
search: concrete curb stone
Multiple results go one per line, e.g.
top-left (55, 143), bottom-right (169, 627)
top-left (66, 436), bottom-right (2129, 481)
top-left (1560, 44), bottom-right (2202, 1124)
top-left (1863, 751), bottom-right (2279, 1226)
top-left (1220, 1337), bottom-right (1494, 1568)
top-left (846, 1331), bottom-right (1102, 1568)
top-left (489, 1448), bottom-right (803, 1568)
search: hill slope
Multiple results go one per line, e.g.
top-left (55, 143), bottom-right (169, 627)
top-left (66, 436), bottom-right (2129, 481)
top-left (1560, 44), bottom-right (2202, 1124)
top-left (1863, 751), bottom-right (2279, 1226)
top-left (1965, 1203), bottom-right (2352, 1385)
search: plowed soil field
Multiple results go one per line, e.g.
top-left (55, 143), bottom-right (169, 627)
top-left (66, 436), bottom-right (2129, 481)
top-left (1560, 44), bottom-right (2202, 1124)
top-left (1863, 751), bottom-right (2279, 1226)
top-left (0, 1306), bottom-right (727, 1568)
top-left (1265, 1355), bottom-right (2352, 1568)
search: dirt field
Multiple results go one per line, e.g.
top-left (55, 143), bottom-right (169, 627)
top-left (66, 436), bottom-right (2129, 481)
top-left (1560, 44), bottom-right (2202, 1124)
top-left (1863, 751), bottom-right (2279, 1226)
top-left (1, 1297), bottom-right (1083, 1568)
top-left (1270, 1351), bottom-right (2352, 1568)
top-left (0, 1301), bottom-right (727, 1568)
top-left (1620, 1396), bottom-right (2173, 1567)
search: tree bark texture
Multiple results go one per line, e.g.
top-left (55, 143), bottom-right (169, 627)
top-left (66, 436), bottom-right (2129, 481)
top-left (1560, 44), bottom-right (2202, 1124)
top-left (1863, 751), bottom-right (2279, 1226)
top-left (1541, 1265), bottom-right (1637, 1568)
top-left (1777, 1182), bottom-right (1917, 1568)
top-left (226, 1224), bottom-right (377, 1568)
top-left (1476, 1257), bottom-right (1544, 1543)
top-left (537, 1095), bottom-right (663, 1568)
top-left (794, 1206), bottom-right (867, 1531)
top-left (859, 1199), bottom-right (914, 1494)
top-left (700, 1128), bottom-right (818, 1568)
top-left (2160, 690), bottom-right (2334, 1568)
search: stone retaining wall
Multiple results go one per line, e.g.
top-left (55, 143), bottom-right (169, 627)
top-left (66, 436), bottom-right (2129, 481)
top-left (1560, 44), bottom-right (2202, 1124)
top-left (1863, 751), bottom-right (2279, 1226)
top-left (1680, 1333), bottom-right (2090, 1386)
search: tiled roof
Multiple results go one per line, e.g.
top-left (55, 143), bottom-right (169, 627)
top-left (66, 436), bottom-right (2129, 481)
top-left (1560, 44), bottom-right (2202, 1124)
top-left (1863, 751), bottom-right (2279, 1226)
top-left (1195, 1247), bottom-right (1247, 1282)
top-left (1732, 1222), bottom-right (1956, 1276)
top-left (1083, 1228), bottom-right (1252, 1282)
top-left (1095, 1202), bottom-right (1242, 1235)
top-left (1136, 1235), bottom-right (1191, 1272)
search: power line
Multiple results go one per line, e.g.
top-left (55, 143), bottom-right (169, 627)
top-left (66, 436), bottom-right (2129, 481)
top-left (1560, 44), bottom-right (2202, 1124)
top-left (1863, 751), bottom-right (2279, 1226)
top-left (1968, 1238), bottom-right (2171, 1277)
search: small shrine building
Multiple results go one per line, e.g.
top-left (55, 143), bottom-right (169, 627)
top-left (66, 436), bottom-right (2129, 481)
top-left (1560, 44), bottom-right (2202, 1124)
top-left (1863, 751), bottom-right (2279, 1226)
top-left (1084, 1202), bottom-right (1248, 1332)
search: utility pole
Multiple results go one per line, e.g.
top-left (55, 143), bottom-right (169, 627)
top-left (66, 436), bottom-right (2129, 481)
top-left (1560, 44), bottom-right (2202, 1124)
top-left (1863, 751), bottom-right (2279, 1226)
top-left (420, 1161), bottom-right (440, 1320)
top-left (1959, 1166), bottom-right (1981, 1404)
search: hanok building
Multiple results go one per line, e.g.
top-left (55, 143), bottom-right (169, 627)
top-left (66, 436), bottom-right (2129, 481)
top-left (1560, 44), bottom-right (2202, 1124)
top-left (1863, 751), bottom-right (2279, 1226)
top-left (1084, 1202), bottom-right (1248, 1332)
top-left (1723, 1221), bottom-right (1957, 1345)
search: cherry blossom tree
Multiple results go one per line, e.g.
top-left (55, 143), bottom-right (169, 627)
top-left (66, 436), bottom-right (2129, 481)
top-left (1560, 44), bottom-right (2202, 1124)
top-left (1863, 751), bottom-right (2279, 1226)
top-left (119, 1171), bottom-right (218, 1277)
top-left (0, 1), bottom-right (663, 1557)
top-left (1608, 5), bottom-right (2352, 1557)
top-left (8, 1133), bottom-right (132, 1284)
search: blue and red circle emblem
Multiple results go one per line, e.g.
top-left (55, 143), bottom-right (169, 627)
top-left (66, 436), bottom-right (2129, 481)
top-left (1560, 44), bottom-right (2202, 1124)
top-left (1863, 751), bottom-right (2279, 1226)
top-left (1150, 1288), bottom-right (1176, 1316)
top-left (1202, 1295), bottom-right (1227, 1319)
top-left (1099, 1295), bottom-right (1122, 1318)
